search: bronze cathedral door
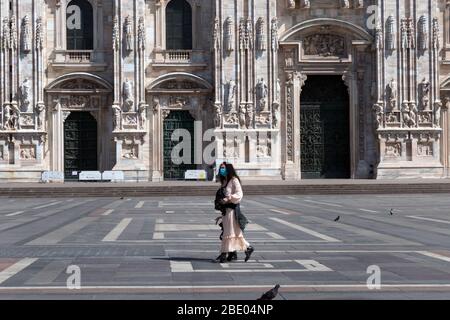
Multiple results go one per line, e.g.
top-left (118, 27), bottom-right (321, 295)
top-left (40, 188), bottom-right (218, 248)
top-left (300, 75), bottom-right (350, 179)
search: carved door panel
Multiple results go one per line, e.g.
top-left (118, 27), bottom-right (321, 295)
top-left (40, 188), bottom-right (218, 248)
top-left (163, 110), bottom-right (196, 180)
top-left (300, 76), bottom-right (350, 179)
top-left (64, 112), bottom-right (98, 180)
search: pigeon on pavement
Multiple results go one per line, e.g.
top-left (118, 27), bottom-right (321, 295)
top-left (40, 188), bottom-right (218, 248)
top-left (257, 284), bottom-right (280, 300)
top-left (334, 216), bottom-right (340, 222)
top-left (390, 209), bottom-right (394, 215)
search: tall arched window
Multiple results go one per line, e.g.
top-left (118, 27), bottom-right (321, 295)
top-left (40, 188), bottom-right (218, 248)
top-left (166, 0), bottom-right (192, 50)
top-left (66, 0), bottom-right (94, 50)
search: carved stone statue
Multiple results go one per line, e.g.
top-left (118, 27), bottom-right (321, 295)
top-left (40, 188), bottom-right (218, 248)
top-left (224, 17), bottom-right (234, 52)
top-left (21, 15), bottom-right (31, 53)
top-left (138, 104), bottom-right (147, 129)
top-left (213, 17), bottom-right (220, 51)
top-left (341, 0), bottom-right (350, 9)
top-left (287, 0), bottom-right (295, 9)
top-left (303, 34), bottom-right (345, 57)
top-left (10, 16), bottom-right (17, 50)
top-left (420, 78), bottom-right (430, 111)
top-left (4, 105), bottom-right (12, 130)
top-left (10, 104), bottom-right (20, 130)
top-left (35, 17), bottom-right (43, 50)
top-left (386, 16), bottom-right (396, 50)
top-left (19, 78), bottom-right (32, 112)
top-left (256, 17), bottom-right (266, 51)
top-left (271, 18), bottom-right (279, 52)
top-left (112, 15), bottom-right (119, 51)
top-left (112, 104), bottom-right (122, 131)
top-left (301, 0), bottom-right (310, 9)
top-left (226, 80), bottom-right (236, 112)
top-left (2, 18), bottom-right (9, 50)
top-left (255, 78), bottom-right (268, 112)
top-left (418, 16), bottom-right (428, 51)
top-left (387, 79), bottom-right (397, 110)
top-left (432, 18), bottom-right (440, 49)
top-left (36, 104), bottom-right (46, 130)
top-left (239, 104), bottom-right (247, 128)
top-left (123, 79), bottom-right (134, 111)
top-left (375, 22), bottom-right (383, 49)
top-left (435, 102), bottom-right (442, 127)
top-left (137, 17), bottom-right (145, 51)
top-left (373, 103), bottom-right (384, 129)
top-left (214, 103), bottom-right (222, 128)
top-left (124, 15), bottom-right (133, 51)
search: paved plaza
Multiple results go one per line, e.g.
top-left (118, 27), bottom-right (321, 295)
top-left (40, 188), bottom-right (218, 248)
top-left (0, 193), bottom-right (450, 300)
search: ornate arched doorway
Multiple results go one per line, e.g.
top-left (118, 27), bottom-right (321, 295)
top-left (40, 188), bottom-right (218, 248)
top-left (46, 73), bottom-right (113, 176)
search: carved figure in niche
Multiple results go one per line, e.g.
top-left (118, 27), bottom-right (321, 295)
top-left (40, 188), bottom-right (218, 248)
top-left (137, 17), bottom-right (145, 51)
top-left (255, 78), bottom-right (269, 112)
top-left (432, 18), bottom-right (440, 49)
top-left (272, 102), bottom-right (280, 128)
top-left (287, 0), bottom-right (295, 9)
top-left (11, 104), bottom-right (20, 130)
top-left (36, 104), bottom-right (46, 130)
top-left (246, 106), bottom-right (254, 128)
top-left (112, 15), bottom-right (119, 51)
top-left (275, 78), bottom-right (281, 103)
top-left (271, 18), bottom-right (279, 51)
top-left (112, 104), bottom-right (122, 131)
top-left (153, 98), bottom-right (160, 113)
top-left (124, 16), bottom-right (133, 51)
top-left (20, 146), bottom-right (35, 160)
top-left (123, 79), bottom-right (134, 111)
top-left (386, 144), bottom-right (401, 157)
top-left (21, 15), bottom-right (31, 53)
top-left (303, 34), bottom-right (345, 57)
top-left (19, 78), bottom-right (31, 112)
top-left (285, 50), bottom-right (294, 67)
top-left (4, 105), bottom-right (12, 130)
top-left (214, 104), bottom-right (222, 128)
top-left (239, 104), bottom-right (247, 128)
top-left (375, 22), bottom-right (383, 49)
top-left (123, 144), bottom-right (138, 159)
top-left (435, 102), bottom-right (442, 127)
top-left (138, 104), bottom-right (147, 129)
top-left (300, 0), bottom-right (310, 9)
top-left (224, 17), bottom-right (234, 52)
top-left (341, 0), bottom-right (350, 9)
top-left (420, 78), bottom-right (430, 111)
top-left (226, 80), bottom-right (236, 112)
top-left (387, 79), bottom-right (397, 110)
top-left (355, 0), bottom-right (364, 8)
top-left (10, 16), bottom-right (17, 50)
top-left (373, 103), bottom-right (384, 129)
top-left (212, 18), bottom-right (220, 51)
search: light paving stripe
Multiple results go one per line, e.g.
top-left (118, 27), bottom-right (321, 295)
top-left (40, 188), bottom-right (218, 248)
top-left (25, 260), bottom-right (71, 285)
top-left (269, 217), bottom-right (340, 242)
top-left (156, 219), bottom-right (164, 223)
top-left (266, 232), bottom-right (286, 240)
top-left (5, 211), bottom-right (24, 217)
top-left (1, 284), bottom-right (450, 292)
top-left (407, 216), bottom-right (450, 225)
top-left (170, 261), bottom-right (194, 272)
top-left (102, 218), bottom-right (133, 242)
top-left (102, 209), bottom-right (114, 216)
top-left (152, 232), bottom-right (165, 240)
top-left (296, 260), bottom-right (333, 272)
top-left (135, 201), bottom-right (145, 209)
top-left (359, 209), bottom-right (378, 213)
top-left (0, 258), bottom-right (38, 285)
top-left (304, 200), bottom-right (343, 207)
top-left (417, 251), bottom-right (450, 263)
top-left (26, 217), bottom-right (96, 245)
top-left (34, 201), bottom-right (63, 210)
top-left (270, 209), bottom-right (292, 215)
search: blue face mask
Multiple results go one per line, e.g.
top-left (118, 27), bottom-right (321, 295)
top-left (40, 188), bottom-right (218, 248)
top-left (219, 168), bottom-right (228, 177)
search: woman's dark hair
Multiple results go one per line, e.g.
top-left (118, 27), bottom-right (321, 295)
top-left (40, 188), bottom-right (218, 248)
top-left (219, 162), bottom-right (241, 184)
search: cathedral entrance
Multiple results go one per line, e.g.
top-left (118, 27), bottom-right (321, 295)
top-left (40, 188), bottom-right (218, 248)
top-left (300, 75), bottom-right (350, 179)
top-left (64, 112), bottom-right (98, 180)
top-left (163, 110), bottom-right (196, 180)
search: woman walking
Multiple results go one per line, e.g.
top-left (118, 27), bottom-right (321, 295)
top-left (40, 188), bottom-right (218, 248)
top-left (214, 162), bottom-right (254, 263)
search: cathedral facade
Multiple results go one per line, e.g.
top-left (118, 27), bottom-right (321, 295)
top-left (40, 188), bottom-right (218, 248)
top-left (0, 0), bottom-right (449, 182)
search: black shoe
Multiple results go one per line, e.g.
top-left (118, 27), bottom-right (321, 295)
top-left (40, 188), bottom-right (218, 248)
top-left (215, 253), bottom-right (227, 263)
top-left (227, 251), bottom-right (237, 262)
top-left (245, 246), bottom-right (254, 262)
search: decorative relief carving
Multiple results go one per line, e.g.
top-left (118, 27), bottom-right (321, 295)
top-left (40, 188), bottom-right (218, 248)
top-left (157, 80), bottom-right (206, 90)
top-left (287, 0), bottom-right (295, 9)
top-left (138, 104), bottom-right (147, 130)
top-left (375, 21), bottom-right (383, 49)
top-left (285, 49), bottom-right (294, 68)
top-left (417, 142), bottom-right (433, 156)
top-left (402, 102), bottom-right (418, 128)
top-left (341, 0), bottom-right (350, 9)
top-left (300, 0), bottom-right (310, 9)
top-left (2, 17), bottom-right (10, 50)
top-left (257, 135), bottom-right (271, 158)
top-left (385, 142), bottom-right (401, 158)
top-left (419, 78), bottom-right (430, 111)
top-left (60, 96), bottom-right (90, 109)
top-left (0, 145), bottom-right (4, 160)
top-left (214, 103), bottom-right (222, 128)
top-left (20, 145), bottom-right (36, 160)
top-left (434, 102), bottom-right (442, 128)
top-left (239, 17), bottom-right (253, 51)
top-left (10, 16), bottom-right (17, 50)
top-left (21, 15), bottom-right (31, 53)
top-left (213, 17), bottom-right (220, 51)
top-left (122, 143), bottom-right (138, 159)
top-left (225, 80), bottom-right (236, 113)
top-left (19, 114), bottom-right (34, 127)
top-left (137, 17), bottom-right (145, 51)
top-left (432, 18), bottom-right (440, 49)
top-left (386, 79), bottom-right (397, 110)
top-left (112, 104), bottom-right (122, 131)
top-left (373, 103), bottom-right (384, 129)
top-left (286, 73), bottom-right (295, 162)
top-left (303, 34), bottom-right (345, 57)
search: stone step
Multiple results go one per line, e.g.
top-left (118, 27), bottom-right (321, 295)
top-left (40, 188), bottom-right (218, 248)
top-left (2, 182), bottom-right (450, 197)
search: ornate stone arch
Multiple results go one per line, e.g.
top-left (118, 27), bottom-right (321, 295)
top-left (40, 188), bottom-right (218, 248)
top-left (46, 72), bottom-right (113, 93)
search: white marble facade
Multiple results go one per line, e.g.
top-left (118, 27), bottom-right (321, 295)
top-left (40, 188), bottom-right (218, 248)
top-left (1, 0), bottom-right (450, 182)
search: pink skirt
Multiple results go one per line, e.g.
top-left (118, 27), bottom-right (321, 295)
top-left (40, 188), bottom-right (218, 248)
top-left (220, 208), bottom-right (250, 253)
